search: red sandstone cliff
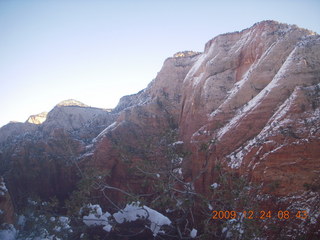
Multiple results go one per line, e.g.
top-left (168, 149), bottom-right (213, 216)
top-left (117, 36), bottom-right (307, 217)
top-left (87, 21), bottom-right (320, 237)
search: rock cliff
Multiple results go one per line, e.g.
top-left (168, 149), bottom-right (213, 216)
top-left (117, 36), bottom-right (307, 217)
top-left (89, 21), bottom-right (320, 238)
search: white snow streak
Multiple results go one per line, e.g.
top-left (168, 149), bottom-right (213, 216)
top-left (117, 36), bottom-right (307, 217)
top-left (92, 121), bottom-right (118, 143)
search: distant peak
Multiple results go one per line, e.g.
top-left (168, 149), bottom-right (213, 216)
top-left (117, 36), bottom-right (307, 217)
top-left (254, 19), bottom-right (280, 26)
top-left (26, 112), bottom-right (48, 125)
top-left (204, 20), bottom-right (316, 52)
top-left (248, 20), bottom-right (316, 35)
top-left (56, 99), bottom-right (88, 107)
top-left (173, 51), bottom-right (201, 58)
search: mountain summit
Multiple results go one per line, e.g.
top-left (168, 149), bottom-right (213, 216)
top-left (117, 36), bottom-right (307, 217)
top-left (56, 99), bottom-right (89, 107)
top-left (26, 112), bottom-right (48, 124)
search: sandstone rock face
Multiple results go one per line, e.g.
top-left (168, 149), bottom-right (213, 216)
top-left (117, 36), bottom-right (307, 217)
top-left (88, 50), bottom-right (200, 203)
top-left (180, 21), bottom-right (317, 140)
top-left (229, 84), bottom-right (320, 195)
top-left (87, 21), bottom-right (320, 237)
top-left (96, 21), bottom-right (319, 199)
top-left (183, 23), bottom-right (320, 196)
top-left (26, 112), bottom-right (48, 125)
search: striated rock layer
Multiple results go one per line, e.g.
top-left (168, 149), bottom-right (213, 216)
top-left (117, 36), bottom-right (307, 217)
top-left (0, 21), bottom-right (319, 238)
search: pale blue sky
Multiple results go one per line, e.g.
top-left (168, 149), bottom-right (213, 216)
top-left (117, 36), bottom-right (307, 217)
top-left (0, 0), bottom-right (319, 127)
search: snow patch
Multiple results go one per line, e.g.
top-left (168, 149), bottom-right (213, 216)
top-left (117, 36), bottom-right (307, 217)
top-left (85, 144), bottom-right (93, 150)
top-left (28, 199), bottom-right (37, 206)
top-left (211, 183), bottom-right (220, 189)
top-left (171, 141), bottom-right (184, 146)
top-left (171, 157), bottom-right (183, 165)
top-left (0, 225), bottom-right (17, 240)
top-left (58, 216), bottom-right (72, 231)
top-left (223, 217), bottom-right (245, 239)
top-left (192, 72), bottom-right (205, 87)
top-left (17, 215), bottom-right (26, 226)
top-left (78, 152), bottom-right (94, 160)
top-left (185, 53), bottom-right (207, 84)
top-left (113, 202), bottom-right (171, 236)
top-left (0, 180), bottom-right (8, 196)
top-left (82, 204), bottom-right (112, 232)
top-left (173, 168), bottom-right (182, 175)
top-left (190, 228), bottom-right (197, 238)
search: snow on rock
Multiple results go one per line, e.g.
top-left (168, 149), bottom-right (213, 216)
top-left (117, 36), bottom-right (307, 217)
top-left (211, 183), bottom-right (220, 189)
top-left (226, 81), bottom-right (319, 170)
top-left (0, 225), bottom-right (17, 240)
top-left (27, 199), bottom-right (37, 206)
top-left (173, 168), bottom-right (182, 175)
top-left (82, 204), bottom-right (112, 232)
top-left (223, 218), bottom-right (245, 239)
top-left (144, 206), bottom-right (171, 236)
top-left (92, 121), bottom-right (118, 143)
top-left (190, 228), bottom-right (197, 238)
top-left (113, 202), bottom-right (171, 236)
top-left (171, 157), bottom-right (183, 165)
top-left (184, 53), bottom-right (207, 85)
top-left (102, 224), bottom-right (112, 232)
top-left (53, 226), bottom-right (61, 232)
top-left (78, 152), bottom-right (94, 160)
top-left (171, 141), bottom-right (184, 146)
top-left (81, 201), bottom-right (171, 236)
top-left (58, 216), bottom-right (72, 232)
top-left (113, 202), bottom-right (145, 224)
top-left (0, 180), bottom-right (8, 196)
top-left (17, 215), bottom-right (26, 227)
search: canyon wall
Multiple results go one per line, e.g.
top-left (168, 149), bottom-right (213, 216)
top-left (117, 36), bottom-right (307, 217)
top-left (0, 21), bottom-right (319, 238)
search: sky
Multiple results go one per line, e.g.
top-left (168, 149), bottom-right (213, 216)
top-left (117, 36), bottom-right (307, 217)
top-left (0, 0), bottom-right (319, 128)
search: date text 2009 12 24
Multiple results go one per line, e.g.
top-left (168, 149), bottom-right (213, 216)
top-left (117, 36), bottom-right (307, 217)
top-left (212, 210), bottom-right (308, 220)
